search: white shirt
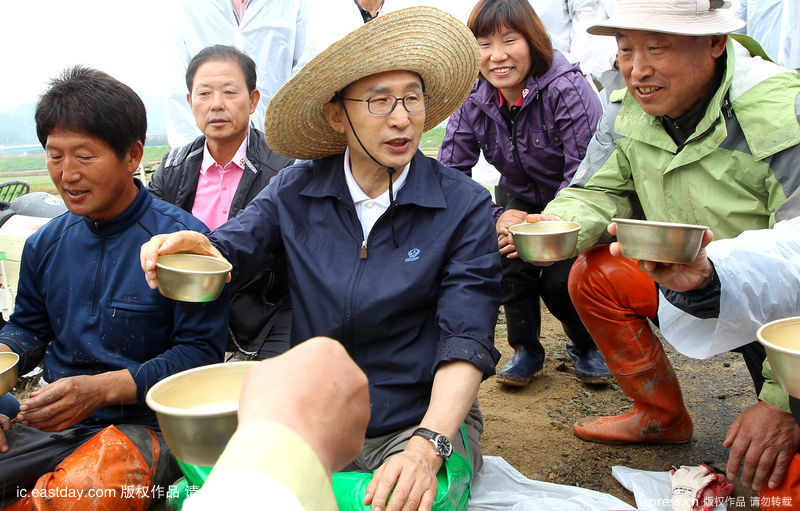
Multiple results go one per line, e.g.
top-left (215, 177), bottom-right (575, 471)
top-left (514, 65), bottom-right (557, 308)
top-left (735, 0), bottom-right (800, 68)
top-left (166, 0), bottom-right (316, 147)
top-left (343, 147), bottom-right (409, 241)
top-left (531, 0), bottom-right (618, 77)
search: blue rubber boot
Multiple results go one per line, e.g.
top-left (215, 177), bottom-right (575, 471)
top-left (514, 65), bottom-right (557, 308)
top-left (563, 323), bottom-right (612, 385)
top-left (496, 298), bottom-right (544, 387)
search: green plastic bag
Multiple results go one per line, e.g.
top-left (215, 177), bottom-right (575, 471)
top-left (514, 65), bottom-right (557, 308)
top-left (167, 423), bottom-right (473, 511)
top-left (332, 449), bottom-right (472, 511)
top-left (165, 460), bottom-right (212, 510)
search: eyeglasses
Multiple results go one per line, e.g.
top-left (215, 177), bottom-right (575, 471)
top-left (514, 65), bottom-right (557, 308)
top-left (341, 92), bottom-right (429, 116)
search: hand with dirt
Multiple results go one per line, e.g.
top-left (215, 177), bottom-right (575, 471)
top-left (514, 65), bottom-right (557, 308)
top-left (724, 401), bottom-right (800, 490)
top-left (608, 222), bottom-right (715, 292)
top-left (496, 209), bottom-right (528, 258)
top-left (17, 369), bottom-right (137, 432)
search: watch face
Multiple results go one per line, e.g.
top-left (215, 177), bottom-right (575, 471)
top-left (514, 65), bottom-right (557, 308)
top-left (435, 435), bottom-right (453, 457)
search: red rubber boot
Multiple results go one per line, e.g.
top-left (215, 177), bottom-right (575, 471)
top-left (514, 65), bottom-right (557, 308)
top-left (568, 245), bottom-right (693, 444)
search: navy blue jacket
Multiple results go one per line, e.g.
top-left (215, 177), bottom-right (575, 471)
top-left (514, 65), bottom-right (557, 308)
top-left (211, 152), bottom-right (502, 436)
top-left (0, 182), bottom-right (228, 428)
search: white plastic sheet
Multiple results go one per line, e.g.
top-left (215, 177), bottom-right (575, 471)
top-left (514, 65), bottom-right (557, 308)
top-left (469, 456), bottom-right (635, 510)
top-left (612, 465), bottom-right (726, 511)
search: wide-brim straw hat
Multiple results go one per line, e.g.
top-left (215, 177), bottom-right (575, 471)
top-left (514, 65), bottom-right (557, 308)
top-left (264, 6), bottom-right (480, 160)
top-left (588, 0), bottom-right (745, 37)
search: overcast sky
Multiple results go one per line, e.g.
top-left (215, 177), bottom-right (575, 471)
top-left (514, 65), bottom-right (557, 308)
top-left (0, 0), bottom-right (472, 113)
top-left (0, 0), bottom-right (173, 111)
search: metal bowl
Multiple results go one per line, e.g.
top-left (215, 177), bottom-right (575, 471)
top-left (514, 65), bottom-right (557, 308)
top-left (613, 218), bottom-right (709, 264)
top-left (156, 254), bottom-right (232, 303)
top-left (146, 361), bottom-right (259, 466)
top-left (757, 317), bottom-right (800, 398)
top-left (509, 221), bottom-right (581, 263)
top-left (0, 352), bottom-right (19, 395)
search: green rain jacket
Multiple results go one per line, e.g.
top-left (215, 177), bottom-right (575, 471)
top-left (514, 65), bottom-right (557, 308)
top-left (543, 38), bottom-right (800, 411)
top-left (544, 38), bottom-right (800, 251)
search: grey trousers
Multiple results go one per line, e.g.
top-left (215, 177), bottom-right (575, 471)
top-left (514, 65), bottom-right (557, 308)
top-left (342, 400), bottom-right (484, 474)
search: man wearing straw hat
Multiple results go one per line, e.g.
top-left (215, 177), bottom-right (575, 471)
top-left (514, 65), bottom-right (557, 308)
top-left (141, 7), bottom-right (501, 510)
top-left (523, 0), bottom-right (800, 497)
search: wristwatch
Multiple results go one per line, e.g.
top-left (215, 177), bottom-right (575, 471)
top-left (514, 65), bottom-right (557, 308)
top-left (411, 427), bottom-right (453, 460)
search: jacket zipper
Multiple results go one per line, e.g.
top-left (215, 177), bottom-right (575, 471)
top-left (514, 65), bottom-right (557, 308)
top-left (93, 233), bottom-right (105, 315)
top-left (344, 239), bottom-right (368, 344)
top-left (345, 205), bottom-right (395, 341)
top-left (509, 109), bottom-right (542, 206)
top-left (339, 196), bottom-right (369, 345)
top-left (674, 95), bottom-right (730, 154)
top-left (675, 116), bottom-right (722, 154)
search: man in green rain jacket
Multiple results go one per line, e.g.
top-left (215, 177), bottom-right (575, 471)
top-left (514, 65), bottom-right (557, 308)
top-left (525, 0), bottom-right (800, 496)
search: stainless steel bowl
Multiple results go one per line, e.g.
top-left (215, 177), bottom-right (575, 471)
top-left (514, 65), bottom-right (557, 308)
top-left (146, 361), bottom-right (259, 466)
top-left (757, 317), bottom-right (800, 398)
top-left (613, 218), bottom-right (709, 264)
top-left (156, 254), bottom-right (232, 303)
top-left (0, 352), bottom-right (19, 395)
top-left (509, 221), bottom-right (581, 263)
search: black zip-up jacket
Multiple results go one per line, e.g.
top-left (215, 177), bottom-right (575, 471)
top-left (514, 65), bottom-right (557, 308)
top-left (148, 127), bottom-right (294, 355)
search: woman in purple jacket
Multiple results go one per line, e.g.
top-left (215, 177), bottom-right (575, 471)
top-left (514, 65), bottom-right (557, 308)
top-left (439, 0), bottom-right (607, 387)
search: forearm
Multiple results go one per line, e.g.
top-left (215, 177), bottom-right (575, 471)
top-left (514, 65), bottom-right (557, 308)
top-left (419, 361), bottom-right (482, 440)
top-left (544, 187), bottom-right (631, 253)
top-left (0, 322), bottom-right (47, 374)
top-left (95, 369), bottom-right (139, 407)
top-left (203, 422), bottom-right (336, 510)
top-left (128, 297), bottom-right (228, 401)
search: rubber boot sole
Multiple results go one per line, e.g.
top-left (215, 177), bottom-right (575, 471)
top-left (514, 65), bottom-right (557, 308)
top-left (496, 366), bottom-right (543, 387)
top-left (575, 373), bottom-right (613, 386)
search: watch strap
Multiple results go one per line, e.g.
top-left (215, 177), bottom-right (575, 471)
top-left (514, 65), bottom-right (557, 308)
top-left (411, 427), bottom-right (452, 460)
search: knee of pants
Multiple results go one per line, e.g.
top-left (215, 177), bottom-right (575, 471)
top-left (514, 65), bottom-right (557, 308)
top-left (568, 245), bottom-right (658, 320)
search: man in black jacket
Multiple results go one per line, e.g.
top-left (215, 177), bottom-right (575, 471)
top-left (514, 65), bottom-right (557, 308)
top-left (149, 45), bottom-right (293, 359)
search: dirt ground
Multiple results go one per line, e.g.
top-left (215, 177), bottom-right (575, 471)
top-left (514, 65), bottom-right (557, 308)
top-left (479, 305), bottom-right (762, 509)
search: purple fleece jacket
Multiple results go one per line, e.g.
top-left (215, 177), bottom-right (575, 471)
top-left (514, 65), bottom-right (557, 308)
top-left (439, 50), bottom-right (602, 221)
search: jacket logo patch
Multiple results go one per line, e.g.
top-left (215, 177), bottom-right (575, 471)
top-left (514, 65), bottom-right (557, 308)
top-left (404, 248), bottom-right (421, 262)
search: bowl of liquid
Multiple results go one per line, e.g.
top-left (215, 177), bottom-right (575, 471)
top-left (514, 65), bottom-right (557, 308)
top-left (146, 361), bottom-right (259, 466)
top-left (757, 317), bottom-right (800, 399)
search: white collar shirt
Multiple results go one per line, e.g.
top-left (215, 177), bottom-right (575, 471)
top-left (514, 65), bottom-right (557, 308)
top-left (342, 147), bottom-right (409, 241)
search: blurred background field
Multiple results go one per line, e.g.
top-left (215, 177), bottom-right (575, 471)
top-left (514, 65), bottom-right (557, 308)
top-left (0, 127), bottom-right (447, 194)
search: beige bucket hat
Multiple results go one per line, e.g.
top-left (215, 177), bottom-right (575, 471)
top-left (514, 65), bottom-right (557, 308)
top-left (264, 6), bottom-right (480, 160)
top-left (588, 0), bottom-right (745, 37)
